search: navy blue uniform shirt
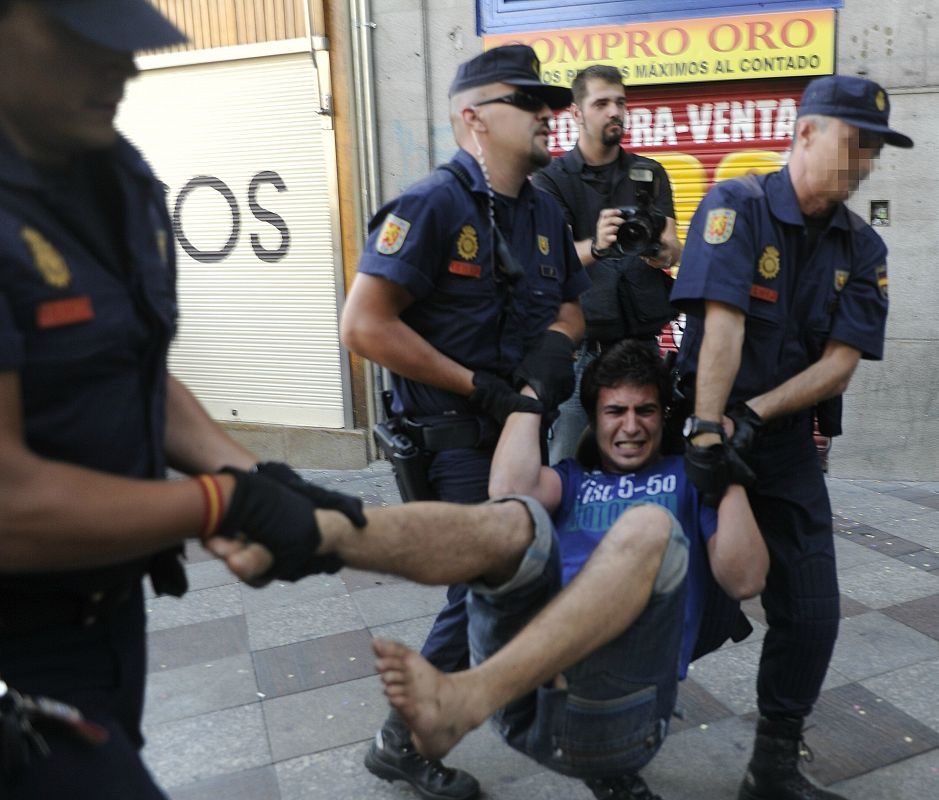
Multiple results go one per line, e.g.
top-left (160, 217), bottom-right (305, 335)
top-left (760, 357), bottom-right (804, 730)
top-left (0, 132), bottom-right (177, 592)
top-left (672, 167), bottom-right (888, 406)
top-left (358, 148), bottom-right (588, 418)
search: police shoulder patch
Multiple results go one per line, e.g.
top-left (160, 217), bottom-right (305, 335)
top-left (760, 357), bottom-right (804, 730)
top-left (376, 213), bottom-right (411, 255)
top-left (21, 226), bottom-right (70, 288)
top-left (538, 235), bottom-right (550, 256)
top-left (876, 264), bottom-right (888, 299)
top-left (704, 208), bottom-right (736, 245)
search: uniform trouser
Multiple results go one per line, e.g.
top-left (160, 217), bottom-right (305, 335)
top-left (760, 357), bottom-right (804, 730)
top-left (467, 498), bottom-right (689, 779)
top-left (749, 428), bottom-right (839, 719)
top-left (417, 447), bottom-right (494, 673)
top-left (0, 583), bottom-right (167, 799)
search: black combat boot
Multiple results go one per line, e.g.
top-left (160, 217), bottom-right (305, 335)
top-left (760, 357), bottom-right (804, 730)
top-left (586, 773), bottom-right (663, 800)
top-left (363, 712), bottom-right (480, 800)
top-left (737, 717), bottom-right (847, 800)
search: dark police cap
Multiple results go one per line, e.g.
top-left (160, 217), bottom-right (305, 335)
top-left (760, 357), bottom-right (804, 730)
top-left (36, 0), bottom-right (187, 52)
top-left (449, 44), bottom-right (572, 111)
top-left (798, 75), bottom-right (913, 148)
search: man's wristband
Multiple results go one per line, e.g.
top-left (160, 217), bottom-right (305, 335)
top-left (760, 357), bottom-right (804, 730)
top-left (590, 237), bottom-right (610, 260)
top-left (682, 415), bottom-right (725, 442)
top-left (195, 474), bottom-right (225, 540)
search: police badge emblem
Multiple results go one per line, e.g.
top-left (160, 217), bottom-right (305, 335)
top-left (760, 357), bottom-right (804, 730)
top-left (703, 208), bottom-right (736, 244)
top-left (21, 226), bottom-right (70, 289)
top-left (376, 213), bottom-right (411, 255)
top-left (538, 235), bottom-right (550, 256)
top-left (457, 225), bottom-right (479, 261)
top-left (758, 245), bottom-right (781, 280)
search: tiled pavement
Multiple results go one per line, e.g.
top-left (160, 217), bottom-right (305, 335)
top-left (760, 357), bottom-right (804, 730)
top-left (142, 465), bottom-right (939, 799)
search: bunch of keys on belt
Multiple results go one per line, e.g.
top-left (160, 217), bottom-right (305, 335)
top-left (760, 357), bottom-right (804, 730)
top-left (0, 678), bottom-right (108, 778)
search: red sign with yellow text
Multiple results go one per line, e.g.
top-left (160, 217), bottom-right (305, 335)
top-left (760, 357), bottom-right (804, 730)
top-left (484, 9), bottom-right (834, 87)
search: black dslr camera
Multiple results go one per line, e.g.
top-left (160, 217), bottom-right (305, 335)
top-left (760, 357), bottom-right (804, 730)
top-left (616, 165), bottom-right (666, 257)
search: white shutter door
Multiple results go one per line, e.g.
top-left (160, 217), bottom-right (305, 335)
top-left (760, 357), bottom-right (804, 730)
top-left (116, 52), bottom-right (344, 428)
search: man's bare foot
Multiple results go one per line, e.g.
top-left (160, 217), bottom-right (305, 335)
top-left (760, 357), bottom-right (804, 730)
top-left (373, 638), bottom-right (487, 761)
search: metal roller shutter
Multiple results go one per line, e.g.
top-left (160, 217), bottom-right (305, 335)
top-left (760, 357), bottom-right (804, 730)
top-left (116, 51), bottom-right (344, 428)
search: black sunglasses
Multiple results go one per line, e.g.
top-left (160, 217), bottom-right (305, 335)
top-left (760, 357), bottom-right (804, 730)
top-left (472, 90), bottom-right (548, 113)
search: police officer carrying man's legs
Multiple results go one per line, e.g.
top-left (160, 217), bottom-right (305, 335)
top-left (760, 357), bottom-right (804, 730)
top-left (671, 75), bottom-right (913, 800)
top-left (0, 3), bottom-right (366, 797)
top-left (342, 45), bottom-right (589, 800)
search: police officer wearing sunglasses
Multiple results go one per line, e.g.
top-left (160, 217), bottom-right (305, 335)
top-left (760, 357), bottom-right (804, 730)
top-left (342, 44), bottom-right (588, 800)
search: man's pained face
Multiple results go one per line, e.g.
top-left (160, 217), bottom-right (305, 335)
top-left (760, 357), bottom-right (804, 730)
top-left (573, 78), bottom-right (627, 149)
top-left (593, 382), bottom-right (663, 474)
top-left (804, 117), bottom-right (883, 204)
top-left (0, 3), bottom-right (138, 164)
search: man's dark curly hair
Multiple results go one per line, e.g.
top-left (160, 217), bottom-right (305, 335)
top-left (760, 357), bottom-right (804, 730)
top-left (580, 339), bottom-right (672, 426)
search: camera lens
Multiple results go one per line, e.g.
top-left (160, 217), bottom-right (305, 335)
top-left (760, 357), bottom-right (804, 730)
top-left (617, 216), bottom-right (653, 255)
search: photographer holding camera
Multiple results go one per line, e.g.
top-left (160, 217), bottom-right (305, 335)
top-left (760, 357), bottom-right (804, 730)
top-left (533, 66), bottom-right (682, 462)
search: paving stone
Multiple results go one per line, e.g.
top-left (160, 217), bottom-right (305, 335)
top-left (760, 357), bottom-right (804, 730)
top-left (351, 581), bottom-right (449, 628)
top-left (146, 584), bottom-right (244, 632)
top-left (147, 615), bottom-right (250, 672)
top-left (183, 538), bottom-right (215, 564)
top-left (867, 511), bottom-right (939, 551)
top-left (341, 567), bottom-right (405, 593)
top-left (794, 683), bottom-right (939, 785)
top-left (834, 536), bottom-right (898, 570)
top-left (688, 640), bottom-right (851, 715)
top-left (882, 593), bottom-right (939, 640)
top-left (239, 572), bottom-right (348, 614)
top-left (254, 629), bottom-right (377, 698)
top-left (828, 488), bottom-right (927, 526)
top-left (169, 765), bottom-right (280, 800)
top-left (862, 657), bottom-right (939, 731)
top-left (670, 677), bottom-right (734, 734)
top-left (369, 614), bottom-right (438, 651)
top-left (145, 654), bottom-right (259, 725)
top-left (263, 676), bottom-right (388, 761)
top-left (886, 486), bottom-right (939, 503)
top-left (894, 549), bottom-right (939, 571)
top-left (643, 715), bottom-right (759, 799)
top-left (143, 703), bottom-right (270, 789)
top-left (860, 536), bottom-right (926, 559)
top-left (831, 741), bottom-right (939, 799)
top-left (837, 559), bottom-right (939, 609)
top-left (246, 593), bottom-right (366, 651)
top-left (829, 612), bottom-right (939, 682)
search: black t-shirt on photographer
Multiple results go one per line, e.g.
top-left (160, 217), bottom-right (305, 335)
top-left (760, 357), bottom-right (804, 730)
top-left (531, 145), bottom-right (677, 340)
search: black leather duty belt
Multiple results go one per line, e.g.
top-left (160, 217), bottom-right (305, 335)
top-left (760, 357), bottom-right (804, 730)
top-left (401, 415), bottom-right (481, 452)
top-left (0, 582), bottom-right (135, 637)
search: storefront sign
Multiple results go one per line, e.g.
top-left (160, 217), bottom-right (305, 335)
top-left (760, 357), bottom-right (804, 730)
top-left (484, 9), bottom-right (834, 86)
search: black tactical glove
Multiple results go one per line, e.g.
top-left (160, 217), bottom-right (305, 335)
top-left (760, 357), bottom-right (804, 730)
top-left (684, 440), bottom-right (756, 507)
top-left (727, 401), bottom-right (763, 458)
top-left (512, 330), bottom-right (576, 412)
top-left (216, 468), bottom-right (344, 582)
top-left (469, 370), bottom-right (543, 425)
top-left (255, 461), bottom-right (366, 528)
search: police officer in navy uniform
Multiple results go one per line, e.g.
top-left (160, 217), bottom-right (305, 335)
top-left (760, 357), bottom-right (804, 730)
top-left (342, 45), bottom-right (588, 800)
top-left (0, 3), bottom-right (366, 797)
top-left (671, 75), bottom-right (913, 800)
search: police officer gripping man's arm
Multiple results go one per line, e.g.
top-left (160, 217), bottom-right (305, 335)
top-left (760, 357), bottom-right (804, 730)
top-left (341, 45), bottom-right (589, 800)
top-left (342, 47), bottom-right (587, 432)
top-left (671, 75), bottom-right (912, 800)
top-left (0, 4), bottom-right (363, 797)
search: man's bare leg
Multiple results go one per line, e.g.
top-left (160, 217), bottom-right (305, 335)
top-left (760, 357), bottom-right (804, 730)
top-left (213, 499), bottom-right (534, 588)
top-left (374, 504), bottom-right (680, 760)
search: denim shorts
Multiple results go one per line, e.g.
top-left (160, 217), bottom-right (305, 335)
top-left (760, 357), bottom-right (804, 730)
top-left (467, 497), bottom-right (688, 779)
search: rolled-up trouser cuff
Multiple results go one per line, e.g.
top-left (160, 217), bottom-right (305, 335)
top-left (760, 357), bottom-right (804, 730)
top-left (467, 495), bottom-right (554, 598)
